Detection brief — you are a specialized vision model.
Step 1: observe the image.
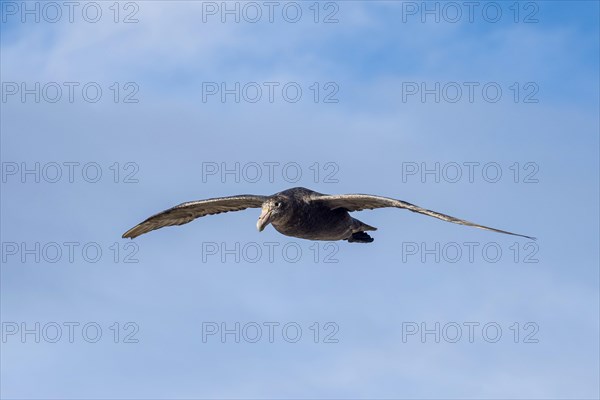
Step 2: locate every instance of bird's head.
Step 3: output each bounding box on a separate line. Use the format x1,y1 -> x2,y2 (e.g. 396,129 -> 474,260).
256,197 -> 290,232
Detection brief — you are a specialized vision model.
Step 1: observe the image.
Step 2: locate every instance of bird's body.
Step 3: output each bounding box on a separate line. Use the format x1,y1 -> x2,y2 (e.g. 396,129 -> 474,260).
265,188 -> 376,242
122,187 -> 535,243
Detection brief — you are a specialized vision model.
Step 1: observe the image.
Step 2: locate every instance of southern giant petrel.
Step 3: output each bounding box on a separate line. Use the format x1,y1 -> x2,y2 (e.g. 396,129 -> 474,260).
122,187 -> 534,243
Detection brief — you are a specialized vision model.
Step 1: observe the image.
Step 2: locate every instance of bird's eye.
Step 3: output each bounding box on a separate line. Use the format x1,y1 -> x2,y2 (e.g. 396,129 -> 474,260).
275,202 -> 281,207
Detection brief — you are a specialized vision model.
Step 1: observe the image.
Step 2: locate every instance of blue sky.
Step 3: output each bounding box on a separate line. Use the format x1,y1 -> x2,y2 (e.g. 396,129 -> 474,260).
1,1 -> 599,399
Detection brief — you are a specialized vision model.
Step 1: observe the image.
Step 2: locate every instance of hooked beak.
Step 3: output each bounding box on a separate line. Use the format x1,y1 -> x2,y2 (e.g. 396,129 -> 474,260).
256,207 -> 273,232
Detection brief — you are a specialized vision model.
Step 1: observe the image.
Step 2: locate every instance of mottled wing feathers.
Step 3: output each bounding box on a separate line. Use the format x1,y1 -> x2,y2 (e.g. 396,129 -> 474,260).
122,195 -> 267,239
311,194 -> 535,240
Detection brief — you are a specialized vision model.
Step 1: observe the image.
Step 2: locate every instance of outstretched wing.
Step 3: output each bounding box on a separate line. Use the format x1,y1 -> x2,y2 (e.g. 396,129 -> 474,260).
122,195 -> 268,239
310,193 -> 535,240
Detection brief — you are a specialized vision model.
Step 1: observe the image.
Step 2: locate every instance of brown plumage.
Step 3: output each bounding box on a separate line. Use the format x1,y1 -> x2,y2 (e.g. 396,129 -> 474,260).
122,187 -> 535,243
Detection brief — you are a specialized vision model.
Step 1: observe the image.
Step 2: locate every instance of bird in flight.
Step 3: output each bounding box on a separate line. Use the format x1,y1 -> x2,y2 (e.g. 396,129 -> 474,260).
122,187 -> 535,243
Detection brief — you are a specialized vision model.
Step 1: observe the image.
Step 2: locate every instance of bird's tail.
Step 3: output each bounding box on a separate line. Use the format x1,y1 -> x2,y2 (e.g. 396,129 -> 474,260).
352,218 -> 377,232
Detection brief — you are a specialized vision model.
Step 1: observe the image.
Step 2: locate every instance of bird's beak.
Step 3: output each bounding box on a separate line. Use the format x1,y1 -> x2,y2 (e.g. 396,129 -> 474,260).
256,207 -> 273,232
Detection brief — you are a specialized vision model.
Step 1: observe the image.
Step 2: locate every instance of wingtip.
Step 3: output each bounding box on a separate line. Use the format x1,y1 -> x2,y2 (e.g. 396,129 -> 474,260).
121,229 -> 136,239
519,233 -> 536,241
